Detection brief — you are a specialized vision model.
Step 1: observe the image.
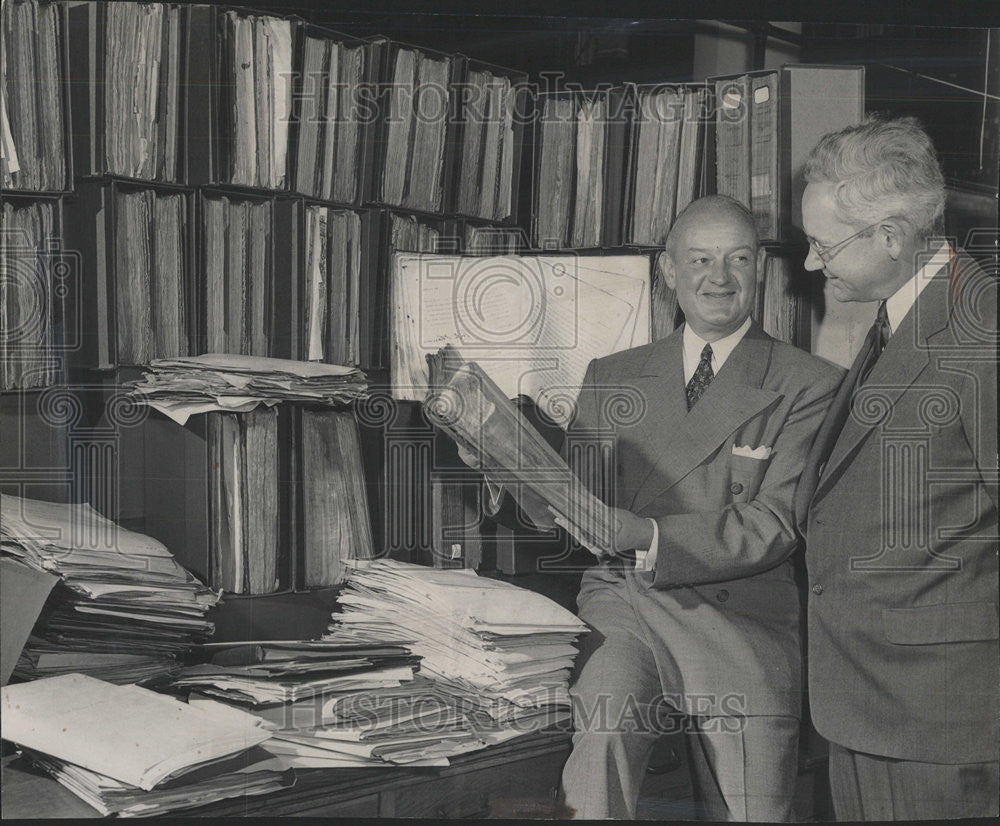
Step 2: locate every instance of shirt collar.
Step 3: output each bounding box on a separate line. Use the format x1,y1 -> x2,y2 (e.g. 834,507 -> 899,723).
884,241 -> 951,334
682,316 -> 752,374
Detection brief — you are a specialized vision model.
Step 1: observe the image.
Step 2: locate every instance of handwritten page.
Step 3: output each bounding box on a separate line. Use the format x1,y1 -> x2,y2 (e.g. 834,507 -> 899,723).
391,253 -> 651,423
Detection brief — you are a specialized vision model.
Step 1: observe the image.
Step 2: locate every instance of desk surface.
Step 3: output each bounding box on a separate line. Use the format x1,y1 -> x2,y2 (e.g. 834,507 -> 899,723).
1,729 -> 574,819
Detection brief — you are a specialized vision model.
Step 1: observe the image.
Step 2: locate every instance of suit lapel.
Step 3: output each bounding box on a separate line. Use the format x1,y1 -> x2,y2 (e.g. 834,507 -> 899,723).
628,323 -> 780,513
814,267 -> 953,500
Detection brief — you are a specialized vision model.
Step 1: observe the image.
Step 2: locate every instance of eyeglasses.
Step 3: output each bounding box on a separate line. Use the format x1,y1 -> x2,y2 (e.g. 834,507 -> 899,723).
807,217 -> 900,264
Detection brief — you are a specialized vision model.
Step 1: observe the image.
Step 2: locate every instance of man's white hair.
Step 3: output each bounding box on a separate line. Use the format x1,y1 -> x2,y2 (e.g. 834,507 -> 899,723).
804,115 -> 946,236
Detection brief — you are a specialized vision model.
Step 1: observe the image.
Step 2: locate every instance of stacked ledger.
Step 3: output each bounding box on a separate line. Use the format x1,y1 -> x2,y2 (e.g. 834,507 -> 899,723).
326,559 -> 590,727
0,494 -> 220,684
1,674 -> 288,817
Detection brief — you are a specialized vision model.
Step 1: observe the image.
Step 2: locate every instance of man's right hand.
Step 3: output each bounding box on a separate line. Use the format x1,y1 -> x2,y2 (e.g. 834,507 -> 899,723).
456,445 -> 482,470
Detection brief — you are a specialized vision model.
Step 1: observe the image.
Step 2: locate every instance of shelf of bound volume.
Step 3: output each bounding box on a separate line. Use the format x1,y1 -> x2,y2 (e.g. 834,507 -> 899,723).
1,0 -> 72,195
0,194 -> 71,391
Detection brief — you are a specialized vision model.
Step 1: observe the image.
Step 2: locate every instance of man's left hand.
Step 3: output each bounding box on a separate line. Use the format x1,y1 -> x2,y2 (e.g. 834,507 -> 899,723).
550,505 -> 653,557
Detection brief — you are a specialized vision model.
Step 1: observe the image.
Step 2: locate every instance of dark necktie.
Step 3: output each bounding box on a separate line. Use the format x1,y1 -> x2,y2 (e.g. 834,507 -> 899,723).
857,300 -> 890,388
686,343 -> 714,410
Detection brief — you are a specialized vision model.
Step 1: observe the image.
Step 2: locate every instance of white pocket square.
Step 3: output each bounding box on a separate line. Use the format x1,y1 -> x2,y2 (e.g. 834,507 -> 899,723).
732,444 -> 772,459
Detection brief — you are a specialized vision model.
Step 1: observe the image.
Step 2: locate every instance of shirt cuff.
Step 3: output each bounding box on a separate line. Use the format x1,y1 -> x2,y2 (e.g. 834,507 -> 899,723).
483,477 -> 504,517
638,518 -> 659,571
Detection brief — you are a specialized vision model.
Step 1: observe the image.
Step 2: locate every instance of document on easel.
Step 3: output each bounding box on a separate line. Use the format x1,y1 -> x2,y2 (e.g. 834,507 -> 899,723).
391,253 -> 651,427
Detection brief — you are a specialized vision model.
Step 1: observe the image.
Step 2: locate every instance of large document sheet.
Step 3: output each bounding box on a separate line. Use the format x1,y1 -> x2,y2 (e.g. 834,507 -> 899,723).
1,674 -> 272,790
391,253 -> 651,425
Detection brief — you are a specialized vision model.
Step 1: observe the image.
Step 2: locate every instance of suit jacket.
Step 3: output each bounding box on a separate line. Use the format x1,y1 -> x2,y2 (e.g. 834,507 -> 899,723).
569,321 -> 843,718
796,250 -> 999,764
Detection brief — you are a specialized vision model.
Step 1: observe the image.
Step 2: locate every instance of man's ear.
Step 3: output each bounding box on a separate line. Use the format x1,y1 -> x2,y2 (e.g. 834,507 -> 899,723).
663,254 -> 677,290
881,218 -> 906,261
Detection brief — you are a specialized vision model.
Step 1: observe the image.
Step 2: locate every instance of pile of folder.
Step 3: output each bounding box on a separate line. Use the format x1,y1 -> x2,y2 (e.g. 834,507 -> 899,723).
256,674 -> 546,767
2,674 -> 290,817
326,559 -> 589,726
0,494 -> 220,684
170,640 -> 489,767
128,353 -> 368,425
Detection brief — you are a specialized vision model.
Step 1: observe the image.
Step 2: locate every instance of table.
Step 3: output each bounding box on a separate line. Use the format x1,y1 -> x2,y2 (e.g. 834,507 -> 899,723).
1,729 -> 573,819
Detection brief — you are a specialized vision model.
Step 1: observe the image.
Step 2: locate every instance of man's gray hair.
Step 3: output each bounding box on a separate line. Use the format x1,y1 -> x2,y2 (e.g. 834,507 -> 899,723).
804,115 -> 946,236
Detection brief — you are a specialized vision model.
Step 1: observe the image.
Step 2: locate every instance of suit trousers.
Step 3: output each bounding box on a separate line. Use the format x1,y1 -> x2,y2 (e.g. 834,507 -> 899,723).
828,742 -> 1000,820
560,604 -> 799,820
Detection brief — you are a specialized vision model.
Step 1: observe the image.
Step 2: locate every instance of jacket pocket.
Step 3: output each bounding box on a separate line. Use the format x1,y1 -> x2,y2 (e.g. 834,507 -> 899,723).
728,453 -> 770,502
882,601 -> 1000,644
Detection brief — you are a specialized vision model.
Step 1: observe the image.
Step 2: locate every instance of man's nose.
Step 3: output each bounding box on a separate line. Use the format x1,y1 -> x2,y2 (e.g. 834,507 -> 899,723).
709,261 -> 733,283
803,246 -> 824,272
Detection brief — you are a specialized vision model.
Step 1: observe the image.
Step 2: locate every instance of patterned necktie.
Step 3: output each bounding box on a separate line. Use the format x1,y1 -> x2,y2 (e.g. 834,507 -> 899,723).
686,343 -> 714,410
858,300 -> 890,387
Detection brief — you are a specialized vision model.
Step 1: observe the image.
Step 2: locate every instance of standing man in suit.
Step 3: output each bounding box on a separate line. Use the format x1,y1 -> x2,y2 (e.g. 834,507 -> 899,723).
531,195 -> 844,820
795,116 -> 999,820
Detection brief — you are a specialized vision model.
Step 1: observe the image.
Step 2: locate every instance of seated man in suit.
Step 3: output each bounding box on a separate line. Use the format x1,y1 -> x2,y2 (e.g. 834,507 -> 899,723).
467,195 -> 844,819
795,116 -> 999,820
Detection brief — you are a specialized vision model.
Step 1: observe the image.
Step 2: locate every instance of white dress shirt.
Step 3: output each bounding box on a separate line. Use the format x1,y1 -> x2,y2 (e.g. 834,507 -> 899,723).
638,316 -> 753,571
884,241 -> 950,336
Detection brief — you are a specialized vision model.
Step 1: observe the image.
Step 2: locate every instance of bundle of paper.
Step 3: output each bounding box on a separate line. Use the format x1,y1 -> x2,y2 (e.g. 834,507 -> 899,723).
209,674 -> 560,768
26,745 -> 292,818
1,494 -> 220,683
423,345 -> 615,553
325,559 -> 588,724
1,674 -> 288,817
170,641 -> 480,769
128,353 -> 369,425
169,640 -> 419,706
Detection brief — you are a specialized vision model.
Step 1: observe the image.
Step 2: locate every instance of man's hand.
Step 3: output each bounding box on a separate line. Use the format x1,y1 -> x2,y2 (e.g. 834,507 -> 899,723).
456,445 -> 482,470
549,505 -> 653,558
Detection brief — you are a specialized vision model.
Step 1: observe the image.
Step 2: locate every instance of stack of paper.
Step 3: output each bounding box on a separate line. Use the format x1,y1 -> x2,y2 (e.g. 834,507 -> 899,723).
255,675 -> 547,768
170,640 -> 508,768
175,642 -> 545,769
1,674 -> 289,817
1,494 -> 220,684
170,640 -> 420,706
128,353 -> 368,425
325,559 -> 589,725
